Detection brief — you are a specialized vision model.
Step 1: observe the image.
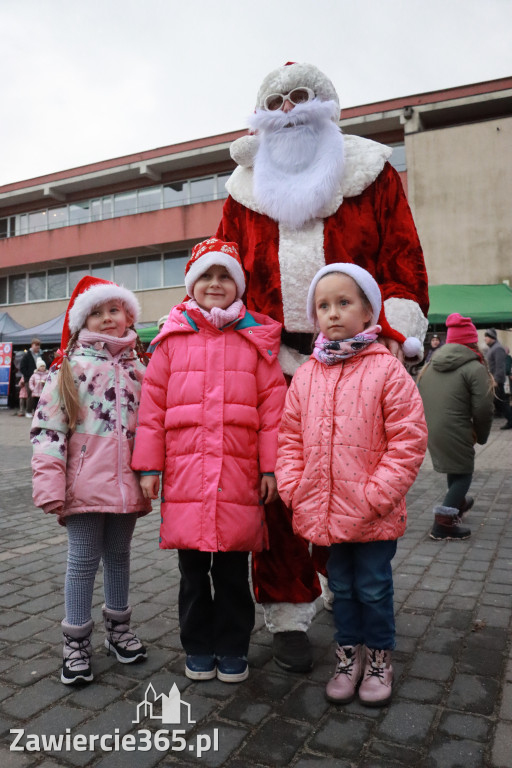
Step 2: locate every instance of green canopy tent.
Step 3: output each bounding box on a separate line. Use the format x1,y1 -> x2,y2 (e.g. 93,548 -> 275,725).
136,325 -> 159,343
428,284 -> 512,329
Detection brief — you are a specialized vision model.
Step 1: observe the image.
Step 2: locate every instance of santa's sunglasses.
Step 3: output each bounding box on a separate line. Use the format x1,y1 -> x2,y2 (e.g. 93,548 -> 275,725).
263,87 -> 315,111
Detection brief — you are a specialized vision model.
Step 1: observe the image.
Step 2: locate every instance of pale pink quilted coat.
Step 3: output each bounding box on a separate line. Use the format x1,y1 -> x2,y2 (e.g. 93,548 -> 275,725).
275,344 -> 427,545
131,303 -> 287,552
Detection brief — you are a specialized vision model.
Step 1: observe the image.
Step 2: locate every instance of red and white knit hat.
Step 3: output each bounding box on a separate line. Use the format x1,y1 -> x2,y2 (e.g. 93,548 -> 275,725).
185,238 -> 246,299
61,276 -> 140,352
306,263 -> 423,358
256,61 -> 340,113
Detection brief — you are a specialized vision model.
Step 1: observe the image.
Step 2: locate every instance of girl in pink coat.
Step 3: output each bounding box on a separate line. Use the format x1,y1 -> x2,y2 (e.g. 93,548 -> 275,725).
275,263 -> 427,707
31,277 -> 151,686
133,238 -> 286,684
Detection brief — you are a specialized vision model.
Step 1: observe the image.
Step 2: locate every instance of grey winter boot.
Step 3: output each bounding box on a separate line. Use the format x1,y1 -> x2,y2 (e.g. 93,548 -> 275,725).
430,505 -> 471,540
61,618 -> 94,685
103,605 -> 147,663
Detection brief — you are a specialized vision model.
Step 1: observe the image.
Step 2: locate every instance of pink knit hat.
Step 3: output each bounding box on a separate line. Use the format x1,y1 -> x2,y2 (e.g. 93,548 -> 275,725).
445,313 -> 478,344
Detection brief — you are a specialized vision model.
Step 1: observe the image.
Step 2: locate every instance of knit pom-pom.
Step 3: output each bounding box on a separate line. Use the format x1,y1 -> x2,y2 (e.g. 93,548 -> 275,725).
402,336 -> 423,359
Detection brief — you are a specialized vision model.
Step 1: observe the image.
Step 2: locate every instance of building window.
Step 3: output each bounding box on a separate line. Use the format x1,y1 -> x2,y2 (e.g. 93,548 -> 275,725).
48,206 -> 68,229
138,187 -> 162,213
114,259 -> 137,289
0,277 -> 7,304
48,268 -> 67,299
114,192 -> 137,218
164,251 -> 188,287
28,211 -> 47,233
28,272 -> 47,301
163,181 -> 187,207
190,177 -> 214,204
91,262 -> 113,281
69,266 -> 89,293
69,202 -> 90,225
138,255 -> 162,290
8,275 -> 26,304
389,143 -> 406,172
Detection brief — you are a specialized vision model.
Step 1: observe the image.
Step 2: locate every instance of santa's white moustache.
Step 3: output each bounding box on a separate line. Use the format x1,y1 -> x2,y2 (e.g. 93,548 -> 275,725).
248,99 -> 345,229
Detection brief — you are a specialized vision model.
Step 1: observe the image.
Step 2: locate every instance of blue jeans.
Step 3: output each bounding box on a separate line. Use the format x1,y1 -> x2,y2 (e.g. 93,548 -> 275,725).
327,539 -> 397,650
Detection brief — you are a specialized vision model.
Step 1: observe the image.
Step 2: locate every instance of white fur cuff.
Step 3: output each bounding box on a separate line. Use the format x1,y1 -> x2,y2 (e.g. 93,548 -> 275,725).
262,601 -> 317,633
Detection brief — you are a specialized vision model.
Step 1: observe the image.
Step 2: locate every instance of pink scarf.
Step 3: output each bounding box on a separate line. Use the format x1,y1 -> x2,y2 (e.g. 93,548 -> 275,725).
313,325 -> 381,366
185,299 -> 244,329
78,328 -> 137,357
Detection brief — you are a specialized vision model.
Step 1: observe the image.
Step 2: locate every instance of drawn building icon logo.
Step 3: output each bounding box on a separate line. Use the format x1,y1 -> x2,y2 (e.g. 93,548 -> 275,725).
133,683 -> 195,725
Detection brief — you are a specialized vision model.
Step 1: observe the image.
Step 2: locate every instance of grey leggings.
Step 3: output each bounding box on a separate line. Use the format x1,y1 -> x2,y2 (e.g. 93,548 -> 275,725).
64,513 -> 137,626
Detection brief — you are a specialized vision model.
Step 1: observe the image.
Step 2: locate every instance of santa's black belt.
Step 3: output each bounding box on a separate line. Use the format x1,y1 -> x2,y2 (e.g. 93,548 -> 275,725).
281,331 -> 315,356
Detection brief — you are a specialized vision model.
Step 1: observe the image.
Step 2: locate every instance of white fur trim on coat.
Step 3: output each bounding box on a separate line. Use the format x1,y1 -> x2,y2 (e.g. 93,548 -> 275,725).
384,297 -> 429,345
278,344 -> 310,377
262,601 -> 317,633
69,285 -> 140,333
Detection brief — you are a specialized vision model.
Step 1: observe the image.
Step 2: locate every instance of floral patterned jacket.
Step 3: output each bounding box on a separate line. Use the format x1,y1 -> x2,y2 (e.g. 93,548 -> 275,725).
31,339 -> 151,524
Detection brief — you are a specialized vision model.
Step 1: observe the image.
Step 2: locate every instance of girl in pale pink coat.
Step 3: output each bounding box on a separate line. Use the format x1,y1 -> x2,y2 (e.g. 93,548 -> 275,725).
133,238 -> 286,684
275,263 -> 427,707
31,277 -> 151,686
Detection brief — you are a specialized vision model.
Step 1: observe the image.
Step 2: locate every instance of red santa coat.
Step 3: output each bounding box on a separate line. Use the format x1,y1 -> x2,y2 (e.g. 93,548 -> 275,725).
216,134 -> 428,374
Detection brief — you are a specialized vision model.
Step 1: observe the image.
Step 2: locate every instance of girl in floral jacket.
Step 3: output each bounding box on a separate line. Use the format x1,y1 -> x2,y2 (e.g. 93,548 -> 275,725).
133,238 -> 286,684
275,264 -> 427,707
31,277 -> 151,685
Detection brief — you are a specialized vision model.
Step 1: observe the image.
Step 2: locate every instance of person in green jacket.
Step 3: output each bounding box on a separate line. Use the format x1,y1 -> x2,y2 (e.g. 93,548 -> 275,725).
418,313 -> 494,540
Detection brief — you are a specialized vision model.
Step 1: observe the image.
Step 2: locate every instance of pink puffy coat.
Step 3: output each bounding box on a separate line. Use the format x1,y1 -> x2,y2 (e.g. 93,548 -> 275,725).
275,344 -> 428,545
131,303 -> 287,552
31,339 -> 151,524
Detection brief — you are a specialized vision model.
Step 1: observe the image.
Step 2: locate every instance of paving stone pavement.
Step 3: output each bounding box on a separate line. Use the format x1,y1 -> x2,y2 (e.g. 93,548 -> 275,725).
0,406 -> 511,767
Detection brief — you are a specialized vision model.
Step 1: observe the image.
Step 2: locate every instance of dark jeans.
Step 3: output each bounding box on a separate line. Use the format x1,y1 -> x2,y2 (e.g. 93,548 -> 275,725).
327,540 -> 397,650
443,473 -> 472,509
178,550 -> 255,657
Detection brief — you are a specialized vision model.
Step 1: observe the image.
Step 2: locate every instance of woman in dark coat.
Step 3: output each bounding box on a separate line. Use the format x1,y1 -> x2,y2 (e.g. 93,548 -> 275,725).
418,313 -> 494,540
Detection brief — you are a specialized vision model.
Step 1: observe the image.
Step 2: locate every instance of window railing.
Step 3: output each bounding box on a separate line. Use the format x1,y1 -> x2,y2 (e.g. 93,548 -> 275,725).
0,172 -> 231,239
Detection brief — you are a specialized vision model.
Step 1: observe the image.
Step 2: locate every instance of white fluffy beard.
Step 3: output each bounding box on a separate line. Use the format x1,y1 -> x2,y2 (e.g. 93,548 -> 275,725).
249,99 -> 344,229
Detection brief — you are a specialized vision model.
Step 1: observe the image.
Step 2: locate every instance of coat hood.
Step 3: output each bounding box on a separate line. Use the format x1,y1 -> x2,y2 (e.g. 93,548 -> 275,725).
431,343 -> 481,372
151,303 -> 282,364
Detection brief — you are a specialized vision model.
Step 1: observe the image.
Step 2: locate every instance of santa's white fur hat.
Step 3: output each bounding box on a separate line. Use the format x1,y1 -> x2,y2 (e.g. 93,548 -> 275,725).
256,61 -> 340,114
185,238 -> 246,299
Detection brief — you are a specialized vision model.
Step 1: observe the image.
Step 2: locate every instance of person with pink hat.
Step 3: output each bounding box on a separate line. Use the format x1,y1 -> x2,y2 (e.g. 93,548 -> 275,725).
418,313 -> 494,540
275,263 -> 428,707
132,237 -> 287,684
31,276 -> 151,685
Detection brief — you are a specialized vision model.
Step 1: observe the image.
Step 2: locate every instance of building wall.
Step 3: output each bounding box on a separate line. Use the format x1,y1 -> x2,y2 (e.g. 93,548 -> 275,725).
407,116 -> 512,286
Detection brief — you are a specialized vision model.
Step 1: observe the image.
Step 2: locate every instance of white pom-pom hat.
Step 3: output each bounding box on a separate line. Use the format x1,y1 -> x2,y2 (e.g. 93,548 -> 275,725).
185,238 -> 246,299
56,276 -> 140,360
306,263 -> 423,359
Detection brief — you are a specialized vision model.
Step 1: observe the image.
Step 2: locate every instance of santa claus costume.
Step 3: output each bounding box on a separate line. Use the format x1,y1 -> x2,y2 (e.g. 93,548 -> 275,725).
216,61 -> 429,672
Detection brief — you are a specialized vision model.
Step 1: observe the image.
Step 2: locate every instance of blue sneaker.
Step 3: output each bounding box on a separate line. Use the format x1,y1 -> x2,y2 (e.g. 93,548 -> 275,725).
216,656 -> 249,683
185,654 -> 216,680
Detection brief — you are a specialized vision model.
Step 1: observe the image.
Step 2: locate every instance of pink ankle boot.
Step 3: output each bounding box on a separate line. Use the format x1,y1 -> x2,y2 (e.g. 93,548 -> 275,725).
358,648 -> 393,707
325,644 -> 363,704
